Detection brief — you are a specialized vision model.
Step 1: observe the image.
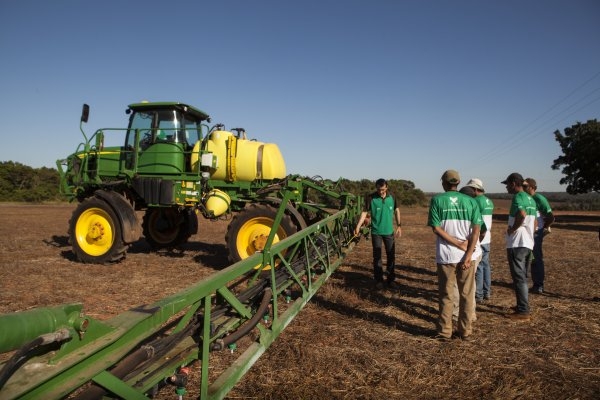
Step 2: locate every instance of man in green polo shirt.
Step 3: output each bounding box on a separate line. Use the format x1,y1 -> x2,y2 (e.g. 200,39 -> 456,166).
523,177 -> 555,294
355,178 -> 402,290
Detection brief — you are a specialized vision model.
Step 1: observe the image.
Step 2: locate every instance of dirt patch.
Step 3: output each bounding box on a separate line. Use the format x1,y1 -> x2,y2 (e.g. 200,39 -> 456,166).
1,203 -> 600,399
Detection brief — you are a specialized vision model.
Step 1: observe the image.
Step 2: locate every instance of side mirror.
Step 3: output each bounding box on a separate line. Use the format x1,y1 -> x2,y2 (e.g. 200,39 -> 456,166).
81,104 -> 90,123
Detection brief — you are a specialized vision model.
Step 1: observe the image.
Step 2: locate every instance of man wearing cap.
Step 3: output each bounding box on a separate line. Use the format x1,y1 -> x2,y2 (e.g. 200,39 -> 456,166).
523,178 -> 555,294
428,170 -> 482,340
502,172 -> 537,320
465,178 -> 495,302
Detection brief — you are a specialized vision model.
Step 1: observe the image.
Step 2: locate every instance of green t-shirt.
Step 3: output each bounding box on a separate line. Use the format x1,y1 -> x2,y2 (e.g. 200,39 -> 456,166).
507,191 -> 537,249
474,195 -> 494,245
532,193 -> 553,230
366,193 -> 396,235
427,191 -> 482,263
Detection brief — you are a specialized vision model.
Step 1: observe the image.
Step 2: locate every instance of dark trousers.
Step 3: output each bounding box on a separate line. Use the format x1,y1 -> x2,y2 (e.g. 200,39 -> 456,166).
372,234 -> 396,283
507,247 -> 531,314
531,230 -> 545,289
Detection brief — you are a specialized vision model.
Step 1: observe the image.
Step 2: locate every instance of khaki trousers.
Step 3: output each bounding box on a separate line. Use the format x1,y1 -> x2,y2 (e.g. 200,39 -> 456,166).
453,255 -> 482,322
437,261 -> 476,338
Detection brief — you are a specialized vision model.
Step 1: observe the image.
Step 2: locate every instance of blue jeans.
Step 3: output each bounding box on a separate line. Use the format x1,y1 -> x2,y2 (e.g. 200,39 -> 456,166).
371,234 -> 395,283
475,243 -> 491,299
507,247 -> 531,314
531,230 -> 545,289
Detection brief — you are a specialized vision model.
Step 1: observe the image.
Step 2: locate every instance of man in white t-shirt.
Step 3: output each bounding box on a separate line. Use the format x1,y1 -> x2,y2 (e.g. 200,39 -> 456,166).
465,178 -> 494,302
428,170 -> 482,341
502,172 -> 536,321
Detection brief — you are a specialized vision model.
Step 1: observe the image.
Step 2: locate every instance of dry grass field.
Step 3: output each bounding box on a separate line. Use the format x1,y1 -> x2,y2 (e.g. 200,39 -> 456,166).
1,201 -> 599,399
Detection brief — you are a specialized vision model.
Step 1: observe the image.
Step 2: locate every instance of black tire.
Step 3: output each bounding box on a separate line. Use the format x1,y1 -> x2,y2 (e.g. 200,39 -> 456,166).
142,208 -> 197,249
225,203 -> 297,263
69,197 -> 127,264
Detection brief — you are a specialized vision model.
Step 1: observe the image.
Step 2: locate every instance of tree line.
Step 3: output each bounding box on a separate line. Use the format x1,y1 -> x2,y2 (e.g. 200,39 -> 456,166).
0,161 -> 429,206
2,117 -> 597,206
0,161 -> 61,202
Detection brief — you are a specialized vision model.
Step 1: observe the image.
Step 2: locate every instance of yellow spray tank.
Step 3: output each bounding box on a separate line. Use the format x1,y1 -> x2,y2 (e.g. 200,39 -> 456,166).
190,128 -> 286,182
205,189 -> 231,217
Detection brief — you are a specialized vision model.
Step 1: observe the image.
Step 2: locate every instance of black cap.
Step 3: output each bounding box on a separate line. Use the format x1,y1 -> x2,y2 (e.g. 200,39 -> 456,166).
375,178 -> 387,187
501,172 -> 524,185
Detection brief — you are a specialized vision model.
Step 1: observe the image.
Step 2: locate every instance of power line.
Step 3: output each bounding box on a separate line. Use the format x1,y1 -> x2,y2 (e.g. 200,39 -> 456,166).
487,92 -> 600,159
470,70 -> 600,167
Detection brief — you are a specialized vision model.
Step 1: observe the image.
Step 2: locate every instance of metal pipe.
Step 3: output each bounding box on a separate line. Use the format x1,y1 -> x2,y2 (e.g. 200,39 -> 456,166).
0,304 -> 83,353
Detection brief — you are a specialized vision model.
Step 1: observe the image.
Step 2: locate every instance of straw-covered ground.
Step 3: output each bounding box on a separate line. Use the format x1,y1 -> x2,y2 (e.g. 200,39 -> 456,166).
1,201 -> 599,399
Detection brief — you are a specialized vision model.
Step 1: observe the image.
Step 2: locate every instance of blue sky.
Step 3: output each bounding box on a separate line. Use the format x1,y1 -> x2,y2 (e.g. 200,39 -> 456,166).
1,0 -> 598,193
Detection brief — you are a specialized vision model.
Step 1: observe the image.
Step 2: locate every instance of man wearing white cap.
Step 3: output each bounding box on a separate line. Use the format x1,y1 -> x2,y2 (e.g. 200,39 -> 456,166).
465,178 -> 494,302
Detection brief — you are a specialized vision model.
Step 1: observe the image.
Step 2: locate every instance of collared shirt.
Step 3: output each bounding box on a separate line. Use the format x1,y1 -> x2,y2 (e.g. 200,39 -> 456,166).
365,192 -> 396,235
474,195 -> 494,245
531,192 -> 552,230
428,191 -> 482,264
506,191 -> 536,250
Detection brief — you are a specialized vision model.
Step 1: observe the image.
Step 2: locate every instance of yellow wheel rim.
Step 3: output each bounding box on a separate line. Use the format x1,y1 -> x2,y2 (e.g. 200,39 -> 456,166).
235,217 -> 285,260
75,207 -> 114,256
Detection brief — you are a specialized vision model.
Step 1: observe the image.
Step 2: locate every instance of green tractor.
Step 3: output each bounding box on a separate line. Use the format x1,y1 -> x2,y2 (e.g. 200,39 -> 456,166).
57,102 -> 356,264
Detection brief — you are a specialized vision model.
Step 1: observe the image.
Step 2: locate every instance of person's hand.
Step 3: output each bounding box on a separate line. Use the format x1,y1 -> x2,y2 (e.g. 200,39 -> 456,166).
395,226 -> 402,237
460,259 -> 472,270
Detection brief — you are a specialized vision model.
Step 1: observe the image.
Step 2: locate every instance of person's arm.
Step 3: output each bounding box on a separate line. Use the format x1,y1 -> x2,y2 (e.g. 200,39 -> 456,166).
461,224 -> 481,270
432,226 -> 467,251
355,211 -> 368,235
478,223 -> 487,243
394,207 -> 402,237
543,212 -> 555,231
507,209 -> 526,235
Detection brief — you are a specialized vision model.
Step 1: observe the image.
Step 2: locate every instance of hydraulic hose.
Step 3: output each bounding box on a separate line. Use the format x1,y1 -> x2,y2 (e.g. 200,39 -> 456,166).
212,288 -> 272,351
74,345 -> 155,400
0,329 -> 71,389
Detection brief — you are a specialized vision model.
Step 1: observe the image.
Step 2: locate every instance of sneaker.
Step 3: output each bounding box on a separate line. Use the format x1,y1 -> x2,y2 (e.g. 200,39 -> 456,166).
505,312 -> 531,321
530,286 -> 544,294
483,295 -> 491,300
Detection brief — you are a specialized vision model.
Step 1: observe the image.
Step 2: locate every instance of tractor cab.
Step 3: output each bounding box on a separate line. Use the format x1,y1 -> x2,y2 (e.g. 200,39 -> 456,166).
124,102 -> 211,173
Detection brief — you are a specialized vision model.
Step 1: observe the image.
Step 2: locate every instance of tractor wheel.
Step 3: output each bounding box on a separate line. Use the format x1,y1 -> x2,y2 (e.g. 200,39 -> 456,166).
142,208 -> 197,249
225,203 -> 297,263
69,197 -> 127,264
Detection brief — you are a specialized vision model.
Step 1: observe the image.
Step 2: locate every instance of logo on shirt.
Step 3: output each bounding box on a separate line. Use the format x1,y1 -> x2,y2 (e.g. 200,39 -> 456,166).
450,197 -> 458,205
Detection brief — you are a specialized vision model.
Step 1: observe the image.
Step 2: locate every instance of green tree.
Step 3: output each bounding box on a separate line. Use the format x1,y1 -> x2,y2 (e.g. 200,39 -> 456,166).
551,119 -> 600,194
0,161 -> 61,202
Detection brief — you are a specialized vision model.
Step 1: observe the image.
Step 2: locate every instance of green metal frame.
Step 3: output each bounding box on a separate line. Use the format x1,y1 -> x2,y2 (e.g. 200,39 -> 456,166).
0,199 -> 361,400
